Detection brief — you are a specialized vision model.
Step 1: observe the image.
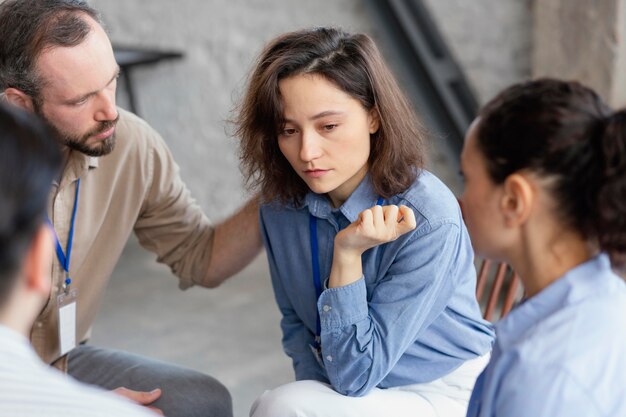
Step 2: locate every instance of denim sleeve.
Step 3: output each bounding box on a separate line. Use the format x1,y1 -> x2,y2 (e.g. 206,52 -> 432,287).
260,213 -> 328,383
275,280 -> 329,382
317,221 -> 463,396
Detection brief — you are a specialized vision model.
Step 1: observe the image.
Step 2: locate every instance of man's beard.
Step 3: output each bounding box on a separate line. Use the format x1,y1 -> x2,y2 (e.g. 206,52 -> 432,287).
35,106 -> 119,157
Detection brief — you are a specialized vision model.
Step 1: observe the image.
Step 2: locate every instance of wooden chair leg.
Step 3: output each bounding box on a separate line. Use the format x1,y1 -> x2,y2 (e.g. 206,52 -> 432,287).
484,263 -> 508,321
501,273 -> 520,317
476,259 -> 491,300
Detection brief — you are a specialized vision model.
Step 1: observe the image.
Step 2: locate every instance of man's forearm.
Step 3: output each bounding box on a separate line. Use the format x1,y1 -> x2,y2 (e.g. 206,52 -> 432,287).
203,195 -> 262,287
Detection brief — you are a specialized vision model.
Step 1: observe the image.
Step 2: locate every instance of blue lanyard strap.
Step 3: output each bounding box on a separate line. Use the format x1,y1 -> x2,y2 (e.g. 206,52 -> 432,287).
309,197 -> 384,343
48,178 -> 80,287
309,215 -> 323,301
309,215 -> 323,348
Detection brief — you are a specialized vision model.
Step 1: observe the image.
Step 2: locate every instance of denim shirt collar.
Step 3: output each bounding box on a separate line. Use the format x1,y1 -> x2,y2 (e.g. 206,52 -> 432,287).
302,174 -> 381,223
495,253 -> 613,350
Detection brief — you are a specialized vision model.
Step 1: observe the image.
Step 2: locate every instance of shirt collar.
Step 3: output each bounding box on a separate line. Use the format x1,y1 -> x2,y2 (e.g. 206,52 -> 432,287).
303,174 -> 380,222
55,151 -> 98,188
88,156 -> 99,169
495,253 -> 614,349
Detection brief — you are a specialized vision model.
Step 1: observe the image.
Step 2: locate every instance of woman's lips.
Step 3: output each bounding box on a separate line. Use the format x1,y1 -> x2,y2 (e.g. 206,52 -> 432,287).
304,169 -> 330,178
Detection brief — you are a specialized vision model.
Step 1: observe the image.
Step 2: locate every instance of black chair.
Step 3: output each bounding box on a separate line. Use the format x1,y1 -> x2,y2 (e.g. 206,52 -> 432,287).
113,45 -> 184,116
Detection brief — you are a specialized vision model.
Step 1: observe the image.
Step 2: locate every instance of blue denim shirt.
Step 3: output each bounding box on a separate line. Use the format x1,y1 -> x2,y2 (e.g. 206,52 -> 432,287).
467,254 -> 626,417
260,170 -> 494,396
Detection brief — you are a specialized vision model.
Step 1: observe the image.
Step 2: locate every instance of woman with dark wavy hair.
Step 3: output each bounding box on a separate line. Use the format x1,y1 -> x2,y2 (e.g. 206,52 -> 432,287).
461,79 -> 626,417
235,27 -> 494,416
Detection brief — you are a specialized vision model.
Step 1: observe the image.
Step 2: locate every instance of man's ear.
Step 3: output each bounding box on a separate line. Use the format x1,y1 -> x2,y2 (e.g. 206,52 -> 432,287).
22,225 -> 53,296
3,88 -> 36,112
368,107 -> 380,135
500,173 -> 535,228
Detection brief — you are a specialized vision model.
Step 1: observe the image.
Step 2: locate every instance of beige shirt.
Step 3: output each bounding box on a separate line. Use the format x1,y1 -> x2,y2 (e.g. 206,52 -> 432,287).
31,108 -> 215,368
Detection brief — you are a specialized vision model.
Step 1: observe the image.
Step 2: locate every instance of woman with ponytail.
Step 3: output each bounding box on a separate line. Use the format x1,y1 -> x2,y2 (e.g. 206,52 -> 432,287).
460,78 -> 626,417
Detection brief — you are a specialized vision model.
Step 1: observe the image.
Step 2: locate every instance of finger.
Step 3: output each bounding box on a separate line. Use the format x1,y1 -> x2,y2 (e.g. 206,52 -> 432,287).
358,207 -> 374,229
396,205 -> 417,234
113,387 -> 162,405
370,204 -> 383,220
371,205 -> 389,231
381,205 -> 400,230
361,205 -> 383,234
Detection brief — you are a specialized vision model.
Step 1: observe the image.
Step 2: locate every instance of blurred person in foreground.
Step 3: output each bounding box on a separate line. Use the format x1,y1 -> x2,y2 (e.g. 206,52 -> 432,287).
0,102 -> 160,417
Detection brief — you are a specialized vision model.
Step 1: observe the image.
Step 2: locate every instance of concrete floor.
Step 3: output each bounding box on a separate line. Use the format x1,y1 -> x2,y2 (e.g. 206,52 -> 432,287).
91,240 -> 291,417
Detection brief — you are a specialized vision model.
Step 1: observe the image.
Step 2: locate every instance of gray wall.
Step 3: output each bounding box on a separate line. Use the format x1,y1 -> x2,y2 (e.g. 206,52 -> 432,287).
92,0 -> 375,220
532,0 -> 626,107
423,0 -> 532,104
89,0 -> 531,218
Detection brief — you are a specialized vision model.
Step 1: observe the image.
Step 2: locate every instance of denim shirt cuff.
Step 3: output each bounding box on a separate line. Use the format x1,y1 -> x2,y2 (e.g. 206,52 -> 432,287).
317,277 -> 368,329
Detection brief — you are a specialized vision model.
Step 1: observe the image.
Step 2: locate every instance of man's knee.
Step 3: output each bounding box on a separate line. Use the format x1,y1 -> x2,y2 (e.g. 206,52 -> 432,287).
155,370 -> 232,417
68,346 -> 232,417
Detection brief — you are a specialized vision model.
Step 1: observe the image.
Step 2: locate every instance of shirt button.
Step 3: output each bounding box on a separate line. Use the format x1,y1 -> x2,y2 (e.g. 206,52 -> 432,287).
326,355 -> 333,362
322,305 -> 332,313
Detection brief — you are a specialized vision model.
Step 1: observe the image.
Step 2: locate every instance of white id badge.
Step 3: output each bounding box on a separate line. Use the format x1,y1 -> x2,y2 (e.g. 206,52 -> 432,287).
57,288 -> 78,356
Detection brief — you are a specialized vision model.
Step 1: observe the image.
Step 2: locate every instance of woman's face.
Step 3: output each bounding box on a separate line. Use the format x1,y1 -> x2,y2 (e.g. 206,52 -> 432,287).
277,73 -> 379,208
460,120 -> 508,260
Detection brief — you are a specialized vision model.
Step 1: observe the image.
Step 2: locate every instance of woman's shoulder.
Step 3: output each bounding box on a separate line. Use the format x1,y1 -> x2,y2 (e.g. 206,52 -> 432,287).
397,170 -> 463,229
259,198 -> 305,225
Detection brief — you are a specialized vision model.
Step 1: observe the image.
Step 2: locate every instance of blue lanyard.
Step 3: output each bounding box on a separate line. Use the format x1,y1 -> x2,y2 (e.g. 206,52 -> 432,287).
48,178 -> 80,290
309,197 -> 384,345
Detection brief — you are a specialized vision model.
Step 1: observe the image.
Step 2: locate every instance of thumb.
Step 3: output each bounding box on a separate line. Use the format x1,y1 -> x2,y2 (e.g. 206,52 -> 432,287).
113,387 -> 162,405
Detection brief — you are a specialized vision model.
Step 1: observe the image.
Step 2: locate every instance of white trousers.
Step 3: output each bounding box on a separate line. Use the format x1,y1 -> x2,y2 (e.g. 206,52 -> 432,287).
250,354 -> 490,417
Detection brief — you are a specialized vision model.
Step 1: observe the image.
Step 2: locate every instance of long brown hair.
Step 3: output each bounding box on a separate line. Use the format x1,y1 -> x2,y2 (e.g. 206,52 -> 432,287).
235,27 -> 427,205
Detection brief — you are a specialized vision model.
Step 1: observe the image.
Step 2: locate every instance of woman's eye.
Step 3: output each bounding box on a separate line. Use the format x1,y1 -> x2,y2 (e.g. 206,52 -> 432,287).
281,128 -> 297,136
323,124 -> 338,131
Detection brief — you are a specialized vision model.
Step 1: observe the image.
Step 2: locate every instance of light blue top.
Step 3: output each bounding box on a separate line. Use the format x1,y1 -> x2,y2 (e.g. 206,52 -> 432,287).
260,170 -> 494,396
467,254 -> 626,417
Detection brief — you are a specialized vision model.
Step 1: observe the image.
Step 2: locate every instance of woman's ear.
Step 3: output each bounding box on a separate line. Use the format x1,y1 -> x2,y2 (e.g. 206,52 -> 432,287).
500,173 -> 535,228
3,88 -> 36,112
368,107 -> 380,134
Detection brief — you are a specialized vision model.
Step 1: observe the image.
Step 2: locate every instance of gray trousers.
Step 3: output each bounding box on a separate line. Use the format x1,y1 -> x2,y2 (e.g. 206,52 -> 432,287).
68,345 -> 232,417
